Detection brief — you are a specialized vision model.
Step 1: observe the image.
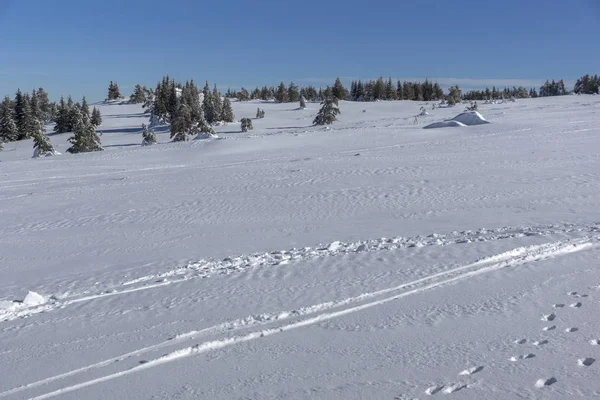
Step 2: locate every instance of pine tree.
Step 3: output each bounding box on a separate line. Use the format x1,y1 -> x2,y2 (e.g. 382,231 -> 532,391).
141,123 -> 158,146
240,117 -> 253,132
212,84 -> 222,121
31,121 -> 55,157
0,96 -> 19,142
276,82 -> 288,103
202,81 -> 216,124
195,106 -> 215,137
238,87 -> 250,101
14,89 -> 28,137
300,96 -> 307,109
170,103 -> 195,141
313,96 -> 340,125
91,107 -> 102,126
81,96 -> 90,118
67,109 -> 103,153
130,84 -> 146,103
220,97 -> 234,122
107,81 -> 122,100
332,78 -> 346,100
288,82 -> 300,103
37,88 -> 51,122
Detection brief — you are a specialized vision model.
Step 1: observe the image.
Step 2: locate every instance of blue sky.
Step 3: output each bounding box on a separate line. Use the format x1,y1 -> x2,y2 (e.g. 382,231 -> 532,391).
1,0 -> 599,102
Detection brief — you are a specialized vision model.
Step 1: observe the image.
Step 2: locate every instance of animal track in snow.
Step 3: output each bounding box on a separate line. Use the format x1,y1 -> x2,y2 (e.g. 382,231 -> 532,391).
510,354 -> 535,361
570,302 -> 582,308
515,338 -> 527,344
568,291 -> 588,298
590,339 -> 600,346
543,325 -> 556,331
535,377 -> 557,388
541,313 -> 556,322
553,304 -> 565,308
578,357 -> 595,367
533,340 -> 549,346
459,366 -> 484,376
565,327 -> 578,333
424,385 -> 444,395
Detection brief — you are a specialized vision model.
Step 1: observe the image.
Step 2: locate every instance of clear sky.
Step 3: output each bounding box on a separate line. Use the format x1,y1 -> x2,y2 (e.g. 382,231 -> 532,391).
1,0 -> 599,102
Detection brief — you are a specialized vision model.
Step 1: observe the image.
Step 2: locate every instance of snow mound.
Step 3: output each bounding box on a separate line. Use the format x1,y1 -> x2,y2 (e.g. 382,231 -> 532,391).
33,148 -> 61,158
451,111 -> 490,126
423,120 -> 467,129
195,132 -> 219,140
23,291 -> 47,307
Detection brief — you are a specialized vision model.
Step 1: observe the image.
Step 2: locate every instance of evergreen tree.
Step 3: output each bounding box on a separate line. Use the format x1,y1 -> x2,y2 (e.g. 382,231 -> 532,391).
275,82 -> 288,103
67,109 -> 103,153
313,96 -> 340,125
238,87 -> 250,101
37,88 -> 51,122
91,107 -> 102,126
332,77 -> 346,100
212,84 -> 222,121
170,103 -> 195,141
0,96 -> 19,142
385,78 -> 396,100
300,96 -> 307,109
220,97 -> 235,122
288,81 -> 300,103
14,89 -> 28,137
202,83 -> 216,124
130,84 -> 146,103
240,117 -> 253,132
448,85 -> 462,104
107,81 -> 122,100
31,121 -> 55,157
141,123 -> 158,146
30,89 -> 41,122
195,106 -> 215,136
53,97 -> 70,134
81,96 -> 90,117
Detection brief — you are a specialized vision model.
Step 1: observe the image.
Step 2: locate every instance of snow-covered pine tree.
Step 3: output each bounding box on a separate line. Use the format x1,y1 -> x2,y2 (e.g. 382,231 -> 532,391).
32,120 -> 56,158
67,109 -> 103,153
90,107 -> 102,127
107,81 -> 122,100
220,97 -> 234,122
141,123 -> 158,146
130,84 -> 146,103
288,82 -> 300,103
195,106 -> 216,138
238,87 -> 250,101
14,89 -> 28,138
332,77 -> 346,100
53,97 -> 70,134
240,117 -> 253,132
81,96 -> 90,117
36,88 -> 51,122
275,82 -> 288,103
313,96 -> 340,125
202,82 -> 215,124
0,96 -> 19,142
170,103 -> 195,141
212,84 -> 222,121
300,96 -> 307,109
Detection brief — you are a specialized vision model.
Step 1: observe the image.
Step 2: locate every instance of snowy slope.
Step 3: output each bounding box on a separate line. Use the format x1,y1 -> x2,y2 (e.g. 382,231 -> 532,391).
1,96 -> 600,399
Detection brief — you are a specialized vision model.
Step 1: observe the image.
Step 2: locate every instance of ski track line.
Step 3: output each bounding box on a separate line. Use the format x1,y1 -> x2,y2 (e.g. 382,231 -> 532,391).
4,238 -> 595,400
2,222 -> 599,324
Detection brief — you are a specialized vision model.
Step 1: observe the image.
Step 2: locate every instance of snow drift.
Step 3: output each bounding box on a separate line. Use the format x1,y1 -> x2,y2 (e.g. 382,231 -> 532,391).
423,111 -> 489,129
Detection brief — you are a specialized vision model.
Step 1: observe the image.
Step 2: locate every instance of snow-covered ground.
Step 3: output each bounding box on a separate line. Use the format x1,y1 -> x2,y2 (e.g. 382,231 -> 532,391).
1,96 -> 600,399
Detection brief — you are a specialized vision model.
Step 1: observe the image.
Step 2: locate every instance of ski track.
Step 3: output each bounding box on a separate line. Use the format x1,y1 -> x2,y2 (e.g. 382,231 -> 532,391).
3,237 -> 594,400
2,221 -> 599,324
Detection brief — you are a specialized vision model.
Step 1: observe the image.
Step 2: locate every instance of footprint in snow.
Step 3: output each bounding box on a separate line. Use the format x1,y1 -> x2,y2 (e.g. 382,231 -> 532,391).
443,383 -> 467,394
570,302 -> 582,308
510,353 -> 535,361
535,377 -> 557,388
578,357 -> 595,367
590,339 -> 600,346
565,327 -> 578,333
533,340 -> 549,346
543,325 -> 556,331
541,313 -> 556,322
459,366 -> 484,376
515,338 -> 527,344
553,304 -> 565,308
424,385 -> 444,395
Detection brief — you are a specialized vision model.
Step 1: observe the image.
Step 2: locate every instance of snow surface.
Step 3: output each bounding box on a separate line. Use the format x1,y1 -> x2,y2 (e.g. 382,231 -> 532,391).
1,96 -> 600,399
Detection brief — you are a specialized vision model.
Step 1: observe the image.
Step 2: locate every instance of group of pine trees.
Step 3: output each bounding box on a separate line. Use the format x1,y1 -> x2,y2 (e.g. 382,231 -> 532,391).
106,81 -> 123,101
348,78 -> 446,102
574,74 -> 600,95
225,82 -> 326,103
0,88 -> 53,143
141,76 -> 235,141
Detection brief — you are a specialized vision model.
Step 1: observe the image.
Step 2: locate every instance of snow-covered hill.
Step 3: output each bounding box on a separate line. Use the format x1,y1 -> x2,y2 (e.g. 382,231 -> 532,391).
1,96 -> 600,399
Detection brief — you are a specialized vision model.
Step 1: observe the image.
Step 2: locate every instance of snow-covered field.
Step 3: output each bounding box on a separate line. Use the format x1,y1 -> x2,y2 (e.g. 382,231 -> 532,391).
1,96 -> 600,399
